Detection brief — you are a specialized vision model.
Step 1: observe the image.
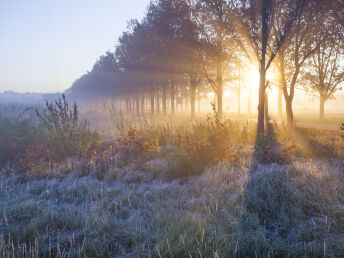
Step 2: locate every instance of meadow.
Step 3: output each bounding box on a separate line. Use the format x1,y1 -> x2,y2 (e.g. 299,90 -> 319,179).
0,96 -> 344,257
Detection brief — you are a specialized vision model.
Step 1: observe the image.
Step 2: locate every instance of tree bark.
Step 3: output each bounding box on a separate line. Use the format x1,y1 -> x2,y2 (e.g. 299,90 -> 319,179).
217,60 -> 223,117
190,83 -> 196,120
257,68 -> 266,137
278,84 -> 282,119
141,96 -> 145,115
171,82 -> 175,115
156,92 -> 160,116
238,67 -> 241,115
285,97 -> 294,130
126,98 -> 129,113
136,96 -> 140,116
264,92 -> 269,121
150,94 -> 155,118
162,86 -> 167,115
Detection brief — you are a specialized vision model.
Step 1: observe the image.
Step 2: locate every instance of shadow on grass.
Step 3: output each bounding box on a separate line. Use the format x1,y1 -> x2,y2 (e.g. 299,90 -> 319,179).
237,117 -> 342,257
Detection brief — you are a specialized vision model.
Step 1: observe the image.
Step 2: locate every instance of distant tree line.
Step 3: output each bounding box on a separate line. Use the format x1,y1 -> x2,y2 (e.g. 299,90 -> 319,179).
69,0 -> 344,135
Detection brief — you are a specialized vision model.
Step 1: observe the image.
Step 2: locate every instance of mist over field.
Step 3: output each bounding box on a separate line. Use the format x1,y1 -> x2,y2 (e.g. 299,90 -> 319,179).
1,0 -> 344,257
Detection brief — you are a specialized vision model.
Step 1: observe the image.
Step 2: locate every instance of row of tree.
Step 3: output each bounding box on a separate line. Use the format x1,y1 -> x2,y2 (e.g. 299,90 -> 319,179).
69,0 -> 344,136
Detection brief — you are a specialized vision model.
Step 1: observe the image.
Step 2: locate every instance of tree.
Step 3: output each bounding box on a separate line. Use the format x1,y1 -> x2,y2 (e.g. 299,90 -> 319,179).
231,0 -> 307,138
276,5 -> 320,130
69,52 -> 120,101
194,0 -> 234,118
303,20 -> 344,120
146,0 -> 199,117
230,55 -> 249,115
319,0 -> 344,27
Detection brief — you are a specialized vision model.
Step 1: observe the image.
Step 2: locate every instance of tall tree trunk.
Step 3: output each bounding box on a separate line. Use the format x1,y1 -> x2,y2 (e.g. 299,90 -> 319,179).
257,68 -> 266,137
150,94 -> 155,118
136,96 -> 140,116
162,86 -> 167,115
278,84 -> 283,119
141,96 -> 145,115
171,82 -> 175,115
264,92 -> 269,121
156,92 -> 160,116
320,94 -> 325,120
190,83 -> 196,120
238,66 -> 241,115
217,60 -> 223,117
126,98 -> 130,113
285,97 -> 294,130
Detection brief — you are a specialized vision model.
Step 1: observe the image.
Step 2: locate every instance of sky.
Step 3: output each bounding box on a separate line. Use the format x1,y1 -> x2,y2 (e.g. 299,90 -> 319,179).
0,0 -> 151,93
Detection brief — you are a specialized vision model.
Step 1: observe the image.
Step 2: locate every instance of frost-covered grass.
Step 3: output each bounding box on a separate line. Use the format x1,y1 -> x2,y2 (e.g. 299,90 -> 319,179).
1,156 -> 344,257
1,104 -> 344,257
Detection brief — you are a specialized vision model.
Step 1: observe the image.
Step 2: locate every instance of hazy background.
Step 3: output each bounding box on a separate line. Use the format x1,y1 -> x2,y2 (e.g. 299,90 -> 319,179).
0,0 -> 150,93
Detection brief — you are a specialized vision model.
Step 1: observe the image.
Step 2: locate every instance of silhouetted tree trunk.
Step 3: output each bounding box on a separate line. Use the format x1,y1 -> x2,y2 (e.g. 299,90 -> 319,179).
156,92 -> 160,115
150,94 -> 155,118
257,67 -> 266,136
190,83 -> 196,120
136,96 -> 140,116
285,98 -> 294,130
264,92 -> 269,121
171,82 -> 175,115
162,86 -> 167,115
126,98 -> 130,113
237,65 -> 241,115
141,96 -> 145,115
278,84 -> 283,119
217,59 -> 223,117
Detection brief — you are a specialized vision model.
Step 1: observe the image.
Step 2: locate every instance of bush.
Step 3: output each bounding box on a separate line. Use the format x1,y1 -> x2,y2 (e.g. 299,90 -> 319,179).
35,94 -> 100,162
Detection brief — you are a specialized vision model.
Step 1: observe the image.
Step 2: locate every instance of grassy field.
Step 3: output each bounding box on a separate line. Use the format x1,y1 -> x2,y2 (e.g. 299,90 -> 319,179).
0,97 -> 344,257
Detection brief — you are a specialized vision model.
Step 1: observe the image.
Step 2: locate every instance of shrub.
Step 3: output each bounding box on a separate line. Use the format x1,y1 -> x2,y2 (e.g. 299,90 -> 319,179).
35,94 -> 100,161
